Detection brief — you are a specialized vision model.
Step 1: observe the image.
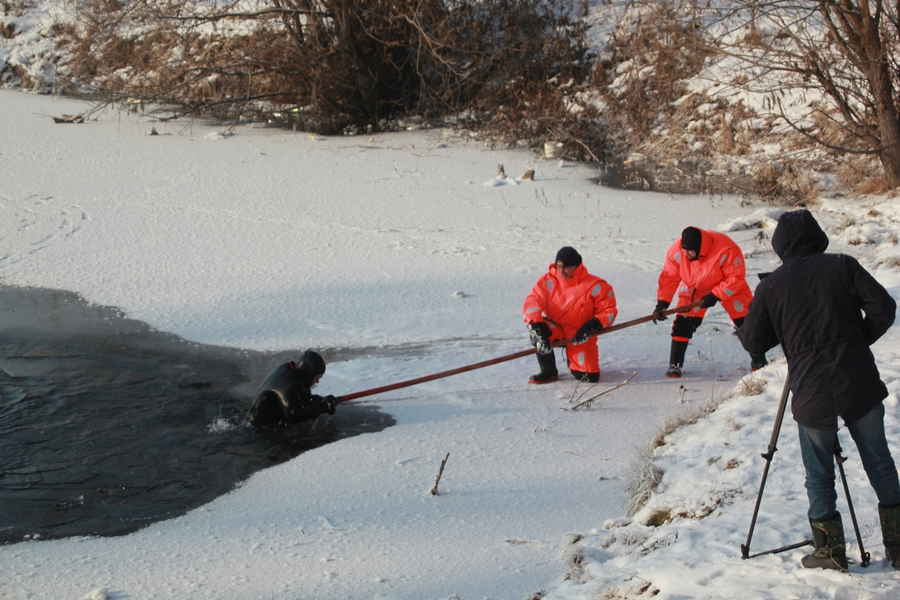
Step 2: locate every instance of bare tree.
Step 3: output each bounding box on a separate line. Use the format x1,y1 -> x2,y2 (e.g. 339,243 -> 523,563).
707,0 -> 900,186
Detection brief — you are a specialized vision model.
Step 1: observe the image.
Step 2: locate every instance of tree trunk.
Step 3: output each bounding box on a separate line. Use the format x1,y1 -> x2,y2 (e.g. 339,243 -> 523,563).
875,96 -> 900,187
825,0 -> 900,187
860,13 -> 900,186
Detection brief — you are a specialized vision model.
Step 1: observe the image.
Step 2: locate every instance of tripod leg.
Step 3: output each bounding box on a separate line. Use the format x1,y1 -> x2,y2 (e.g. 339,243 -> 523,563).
742,376 -> 793,559
834,437 -> 871,567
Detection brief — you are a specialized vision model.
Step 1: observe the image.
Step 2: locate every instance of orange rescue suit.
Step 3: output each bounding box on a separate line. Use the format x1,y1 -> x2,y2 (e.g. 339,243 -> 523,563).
657,229 -> 752,327
522,263 -> 618,374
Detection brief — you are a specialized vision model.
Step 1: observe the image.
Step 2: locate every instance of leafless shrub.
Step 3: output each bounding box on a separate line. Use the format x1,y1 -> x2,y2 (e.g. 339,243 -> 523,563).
875,255 -> 900,269
643,508 -> 671,527
833,153 -> 890,194
583,2 -> 719,190
599,578 -> 659,599
735,374 -> 766,397
58,0 -> 596,143
625,455 -> 663,517
1,0 -> 35,17
740,160 -> 820,205
735,375 -> 766,396
707,1 -> 900,189
597,2 -> 711,148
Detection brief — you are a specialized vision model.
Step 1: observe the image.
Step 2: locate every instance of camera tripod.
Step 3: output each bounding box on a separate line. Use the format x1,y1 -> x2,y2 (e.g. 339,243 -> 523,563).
740,375 -> 871,567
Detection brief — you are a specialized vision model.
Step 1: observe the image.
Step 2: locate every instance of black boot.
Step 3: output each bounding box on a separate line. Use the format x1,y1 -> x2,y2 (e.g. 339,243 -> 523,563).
879,504 -> 900,569
801,513 -> 848,571
570,370 -> 599,383
529,351 -> 559,384
666,340 -> 688,378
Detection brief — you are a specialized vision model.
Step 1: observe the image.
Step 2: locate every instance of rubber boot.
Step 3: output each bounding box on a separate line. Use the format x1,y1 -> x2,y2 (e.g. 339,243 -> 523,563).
879,504 -> 900,569
666,340 -> 688,378
529,351 -> 559,384
801,513 -> 848,571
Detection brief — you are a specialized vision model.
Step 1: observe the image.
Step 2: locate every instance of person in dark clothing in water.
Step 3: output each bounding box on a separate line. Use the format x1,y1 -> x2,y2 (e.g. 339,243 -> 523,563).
738,209 -> 900,572
249,349 -> 337,428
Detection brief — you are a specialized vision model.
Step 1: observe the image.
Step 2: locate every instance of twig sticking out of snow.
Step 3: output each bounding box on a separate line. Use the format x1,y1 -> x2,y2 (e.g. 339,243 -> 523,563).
430,452 -> 450,496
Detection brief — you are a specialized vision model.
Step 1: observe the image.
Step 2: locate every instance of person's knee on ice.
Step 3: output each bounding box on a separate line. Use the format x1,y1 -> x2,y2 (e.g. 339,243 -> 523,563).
655,226 -> 753,376
522,246 -> 617,385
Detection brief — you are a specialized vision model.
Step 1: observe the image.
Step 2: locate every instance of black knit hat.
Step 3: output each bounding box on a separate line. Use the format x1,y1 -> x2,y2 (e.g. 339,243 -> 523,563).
680,227 -> 702,252
555,246 -> 582,267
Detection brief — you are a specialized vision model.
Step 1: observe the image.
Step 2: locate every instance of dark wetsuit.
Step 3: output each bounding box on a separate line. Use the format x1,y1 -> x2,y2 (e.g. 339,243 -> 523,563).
249,361 -> 333,427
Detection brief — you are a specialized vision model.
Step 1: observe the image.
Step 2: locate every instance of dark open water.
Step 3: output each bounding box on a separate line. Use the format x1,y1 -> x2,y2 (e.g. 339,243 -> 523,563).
0,285 -> 394,544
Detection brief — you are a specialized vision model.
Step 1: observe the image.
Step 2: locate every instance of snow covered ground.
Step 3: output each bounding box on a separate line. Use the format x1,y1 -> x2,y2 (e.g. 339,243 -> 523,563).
0,89 -> 898,600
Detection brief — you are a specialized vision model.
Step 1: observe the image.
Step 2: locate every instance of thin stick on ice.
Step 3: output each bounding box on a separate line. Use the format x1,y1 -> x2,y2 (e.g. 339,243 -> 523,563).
569,371 -> 638,411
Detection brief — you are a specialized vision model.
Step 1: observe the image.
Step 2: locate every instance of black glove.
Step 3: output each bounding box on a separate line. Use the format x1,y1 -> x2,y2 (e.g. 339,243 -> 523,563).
320,395 -> 337,415
572,317 -> 603,345
750,353 -> 768,371
652,300 -> 670,323
700,293 -> 718,308
528,321 -> 553,355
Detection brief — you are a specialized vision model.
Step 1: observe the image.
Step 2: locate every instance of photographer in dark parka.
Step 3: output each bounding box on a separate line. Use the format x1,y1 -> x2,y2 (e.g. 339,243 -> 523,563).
249,349 -> 336,428
737,209 -> 899,572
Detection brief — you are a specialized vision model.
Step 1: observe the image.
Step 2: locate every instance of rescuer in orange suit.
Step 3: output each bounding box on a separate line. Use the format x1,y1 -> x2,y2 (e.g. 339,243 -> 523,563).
522,246 -> 618,384
652,226 -> 766,377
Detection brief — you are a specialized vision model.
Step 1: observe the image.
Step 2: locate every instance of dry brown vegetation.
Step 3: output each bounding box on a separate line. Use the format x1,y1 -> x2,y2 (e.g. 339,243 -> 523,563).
5,0 -> 898,197
54,0 -> 609,163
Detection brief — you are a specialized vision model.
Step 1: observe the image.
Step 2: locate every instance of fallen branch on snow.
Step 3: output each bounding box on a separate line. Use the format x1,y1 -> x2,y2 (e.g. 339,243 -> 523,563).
568,371 -> 638,411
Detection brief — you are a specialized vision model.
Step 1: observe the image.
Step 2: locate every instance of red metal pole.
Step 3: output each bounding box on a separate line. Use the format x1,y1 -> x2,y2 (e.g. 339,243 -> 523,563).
337,300 -> 703,403
337,348 -> 537,402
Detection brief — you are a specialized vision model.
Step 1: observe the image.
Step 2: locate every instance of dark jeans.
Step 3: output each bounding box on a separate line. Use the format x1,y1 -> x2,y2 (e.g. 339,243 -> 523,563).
798,403 -> 900,520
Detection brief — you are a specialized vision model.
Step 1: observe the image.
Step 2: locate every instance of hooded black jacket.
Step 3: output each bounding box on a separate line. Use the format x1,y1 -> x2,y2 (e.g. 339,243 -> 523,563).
737,209 -> 896,429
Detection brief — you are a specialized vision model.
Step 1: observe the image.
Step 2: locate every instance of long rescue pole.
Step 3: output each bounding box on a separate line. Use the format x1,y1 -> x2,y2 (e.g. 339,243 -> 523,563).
337,300 -> 703,403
